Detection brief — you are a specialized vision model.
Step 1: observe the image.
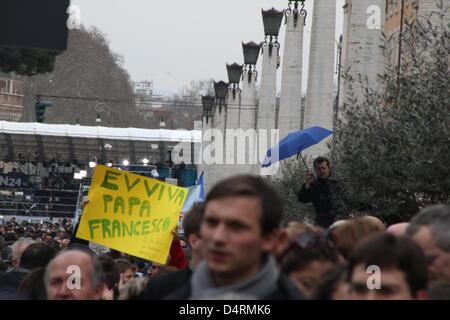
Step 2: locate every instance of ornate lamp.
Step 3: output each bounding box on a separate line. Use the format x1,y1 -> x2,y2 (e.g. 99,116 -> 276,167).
226,63 -> 243,100
242,41 -> 261,83
201,95 -> 215,123
214,81 -> 228,113
261,8 -> 284,56
285,0 -> 307,27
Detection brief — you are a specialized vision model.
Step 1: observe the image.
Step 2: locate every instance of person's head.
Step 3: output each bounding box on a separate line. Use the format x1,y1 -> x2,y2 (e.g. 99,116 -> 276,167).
98,255 -> 120,299
313,263 -> 351,300
348,233 -> 428,300
61,238 -> 70,248
406,205 -> 450,283
1,246 -> 12,267
150,262 -> 177,277
0,235 -> 5,250
45,247 -> 105,300
331,217 -> 385,260
115,259 -> 137,288
118,277 -> 150,300
387,222 -> 410,237
272,221 -> 316,261
182,202 -> 205,268
20,243 -> 55,270
279,231 -> 339,297
313,157 -> 331,180
18,267 -> 47,300
201,175 -> 282,286
11,238 -> 36,267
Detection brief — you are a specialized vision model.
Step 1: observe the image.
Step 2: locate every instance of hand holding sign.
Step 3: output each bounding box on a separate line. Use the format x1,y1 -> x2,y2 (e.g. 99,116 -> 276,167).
76,165 -> 188,264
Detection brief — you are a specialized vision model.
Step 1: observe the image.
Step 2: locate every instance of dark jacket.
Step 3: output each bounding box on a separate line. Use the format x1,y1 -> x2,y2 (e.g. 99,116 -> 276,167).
0,268 -> 28,300
297,177 -> 349,228
69,220 -> 89,246
140,267 -> 192,300
163,273 -> 306,300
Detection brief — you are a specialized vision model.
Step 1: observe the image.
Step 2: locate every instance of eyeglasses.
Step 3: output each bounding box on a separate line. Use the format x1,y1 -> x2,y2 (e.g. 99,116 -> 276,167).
292,230 -> 336,250
277,230 -> 337,264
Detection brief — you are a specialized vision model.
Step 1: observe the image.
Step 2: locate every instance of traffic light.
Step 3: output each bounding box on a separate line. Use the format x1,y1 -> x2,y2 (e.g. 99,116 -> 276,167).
35,101 -> 54,122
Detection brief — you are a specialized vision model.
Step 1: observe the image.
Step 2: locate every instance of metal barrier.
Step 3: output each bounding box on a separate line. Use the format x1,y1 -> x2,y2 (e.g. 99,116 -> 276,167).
0,187 -> 80,218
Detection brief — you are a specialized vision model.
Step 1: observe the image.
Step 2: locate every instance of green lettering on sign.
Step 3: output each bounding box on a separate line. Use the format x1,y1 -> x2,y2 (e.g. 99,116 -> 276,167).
139,200 -> 151,217
125,174 -> 141,192
100,170 -> 121,191
112,220 -> 121,238
144,180 -> 159,198
175,189 -> 185,206
102,219 -> 112,238
128,197 -> 141,216
88,219 -> 101,239
103,194 -> 113,212
142,220 -> 150,235
114,196 -> 125,214
122,222 -> 132,237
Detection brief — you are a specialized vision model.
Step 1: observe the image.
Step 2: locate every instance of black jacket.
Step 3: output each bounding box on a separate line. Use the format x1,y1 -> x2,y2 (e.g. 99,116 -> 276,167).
162,273 -> 306,300
139,267 -> 193,300
297,177 -> 350,228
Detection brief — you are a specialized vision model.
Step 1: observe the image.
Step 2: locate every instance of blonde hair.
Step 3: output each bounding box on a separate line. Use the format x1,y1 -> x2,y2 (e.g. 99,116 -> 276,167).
119,277 -> 150,300
331,217 -> 385,259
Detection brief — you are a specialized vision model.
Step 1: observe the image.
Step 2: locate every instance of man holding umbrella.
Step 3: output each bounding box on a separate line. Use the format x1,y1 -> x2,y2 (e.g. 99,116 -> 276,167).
297,156 -> 350,228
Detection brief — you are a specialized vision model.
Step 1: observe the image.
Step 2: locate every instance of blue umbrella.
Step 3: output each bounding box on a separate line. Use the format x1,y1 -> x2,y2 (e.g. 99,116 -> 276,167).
262,126 -> 333,168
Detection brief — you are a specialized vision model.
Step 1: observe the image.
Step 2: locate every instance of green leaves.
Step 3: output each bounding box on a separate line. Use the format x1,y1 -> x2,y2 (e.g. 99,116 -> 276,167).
332,9 -> 450,222
0,48 -> 60,76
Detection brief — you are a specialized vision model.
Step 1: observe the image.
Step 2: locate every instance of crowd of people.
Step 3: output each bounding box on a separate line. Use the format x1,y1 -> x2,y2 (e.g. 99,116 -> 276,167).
0,156 -> 449,300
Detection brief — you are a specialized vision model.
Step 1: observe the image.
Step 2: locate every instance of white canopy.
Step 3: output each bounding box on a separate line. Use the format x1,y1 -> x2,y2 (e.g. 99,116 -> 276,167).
0,121 -> 201,165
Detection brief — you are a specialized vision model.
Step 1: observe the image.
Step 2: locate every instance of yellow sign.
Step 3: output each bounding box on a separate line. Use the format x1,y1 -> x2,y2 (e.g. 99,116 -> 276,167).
76,165 -> 188,264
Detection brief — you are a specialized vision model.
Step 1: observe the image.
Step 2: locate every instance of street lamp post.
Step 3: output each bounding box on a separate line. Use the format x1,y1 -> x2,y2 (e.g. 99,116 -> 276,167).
242,41 -> 261,84
213,81 -> 228,114
261,7 -> 284,57
201,95 -> 215,124
286,0 -> 307,27
226,63 -> 243,100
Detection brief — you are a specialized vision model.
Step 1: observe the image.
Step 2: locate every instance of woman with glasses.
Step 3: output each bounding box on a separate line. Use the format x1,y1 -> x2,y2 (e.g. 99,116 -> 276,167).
278,231 -> 340,297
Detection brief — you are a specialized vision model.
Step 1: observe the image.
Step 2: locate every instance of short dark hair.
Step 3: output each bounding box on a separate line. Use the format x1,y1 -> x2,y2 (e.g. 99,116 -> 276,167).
98,255 -> 120,291
280,234 -> 339,275
20,243 -> 55,270
183,202 -> 204,239
348,233 -> 427,297
18,267 -> 47,300
115,258 -> 136,274
313,157 -> 330,169
313,263 -> 349,300
206,175 -> 283,236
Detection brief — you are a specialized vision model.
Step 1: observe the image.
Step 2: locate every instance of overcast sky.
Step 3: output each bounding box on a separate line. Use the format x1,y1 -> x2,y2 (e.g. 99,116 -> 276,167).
72,0 -> 345,95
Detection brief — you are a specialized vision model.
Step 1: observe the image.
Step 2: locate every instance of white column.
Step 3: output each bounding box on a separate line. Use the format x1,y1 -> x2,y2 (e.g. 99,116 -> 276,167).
278,11 -> 305,141
257,41 -> 280,176
340,0 -> 385,118
207,105 -> 226,191
304,0 -> 336,159
200,115 -> 212,193
257,42 -> 278,133
240,71 -> 258,174
240,71 -> 257,131
225,90 -> 240,130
